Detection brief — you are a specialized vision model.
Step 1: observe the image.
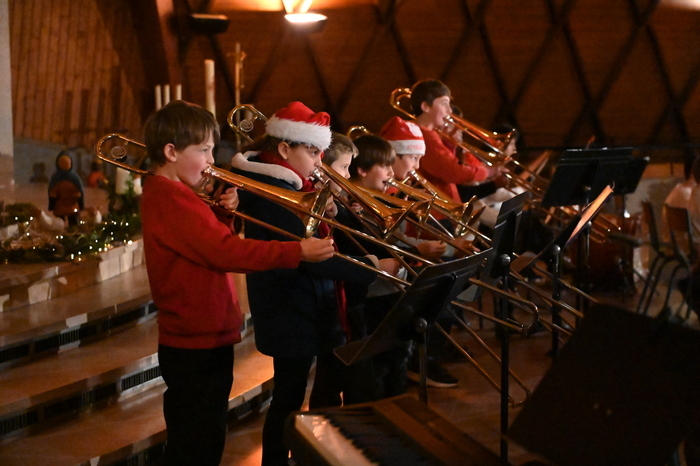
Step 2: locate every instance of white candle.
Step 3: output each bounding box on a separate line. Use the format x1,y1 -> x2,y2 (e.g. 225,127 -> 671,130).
115,168 -> 130,195
205,59 -> 216,117
155,85 -> 162,110
163,84 -> 171,105
174,84 -> 182,101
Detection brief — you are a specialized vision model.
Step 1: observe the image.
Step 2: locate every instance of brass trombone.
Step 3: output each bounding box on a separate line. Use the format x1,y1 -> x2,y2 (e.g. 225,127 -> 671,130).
97,128 -> 538,406
343,124 -> 487,241
389,87 -> 547,196
227,104 -> 268,144
397,170 -> 490,243
96,134 -> 333,239
346,125 -> 372,139
311,165 -> 429,240
389,87 -> 619,242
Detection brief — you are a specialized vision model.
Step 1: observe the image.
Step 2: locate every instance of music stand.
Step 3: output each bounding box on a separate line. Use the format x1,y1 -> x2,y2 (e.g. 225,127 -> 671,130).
517,186 -> 614,358
454,192 -> 529,464
334,251 -> 488,402
541,148 -> 646,308
508,304 -> 700,466
541,147 -> 640,209
458,192 -> 529,301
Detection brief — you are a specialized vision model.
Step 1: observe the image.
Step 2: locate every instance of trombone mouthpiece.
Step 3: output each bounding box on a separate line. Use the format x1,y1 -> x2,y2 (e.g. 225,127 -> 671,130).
311,168 -> 326,182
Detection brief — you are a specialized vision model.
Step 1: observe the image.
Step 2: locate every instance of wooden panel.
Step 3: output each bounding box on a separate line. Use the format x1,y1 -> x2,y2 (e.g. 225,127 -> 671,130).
651,7 -> 700,95
599,32 -> 670,145
9,0 -> 147,147
517,29 -> 586,147
444,37 -> 503,132
568,0 -> 634,97
395,0 -> 465,82
8,0 -> 700,154
484,0 -> 551,99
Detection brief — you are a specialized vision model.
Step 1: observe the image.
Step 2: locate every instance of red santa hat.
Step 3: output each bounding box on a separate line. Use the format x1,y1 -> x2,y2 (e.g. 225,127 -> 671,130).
265,102 -> 332,150
379,116 -> 426,155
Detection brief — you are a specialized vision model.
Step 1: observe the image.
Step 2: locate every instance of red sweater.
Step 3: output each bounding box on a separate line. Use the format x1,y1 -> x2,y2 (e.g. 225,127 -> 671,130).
141,175 -> 302,349
418,127 -> 489,202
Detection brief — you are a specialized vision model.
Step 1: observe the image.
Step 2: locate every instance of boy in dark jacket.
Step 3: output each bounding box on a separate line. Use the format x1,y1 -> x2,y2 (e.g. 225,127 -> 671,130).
230,102 -> 381,466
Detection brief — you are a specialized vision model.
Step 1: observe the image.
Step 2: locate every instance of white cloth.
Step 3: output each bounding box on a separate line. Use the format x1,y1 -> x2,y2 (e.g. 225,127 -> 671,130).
665,178 -> 695,209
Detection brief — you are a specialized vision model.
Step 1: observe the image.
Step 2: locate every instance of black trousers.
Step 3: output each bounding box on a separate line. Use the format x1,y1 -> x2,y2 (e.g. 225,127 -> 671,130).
262,356 -> 314,466
158,344 -> 234,466
309,351 -> 377,409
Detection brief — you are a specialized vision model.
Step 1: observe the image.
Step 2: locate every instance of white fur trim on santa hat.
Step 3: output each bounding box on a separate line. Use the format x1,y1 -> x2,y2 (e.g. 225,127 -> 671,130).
388,139 -> 426,155
265,116 -> 332,151
230,151 -> 303,190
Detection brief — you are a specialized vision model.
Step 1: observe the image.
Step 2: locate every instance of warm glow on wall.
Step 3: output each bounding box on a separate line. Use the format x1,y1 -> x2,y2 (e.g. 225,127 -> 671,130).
660,0 -> 700,8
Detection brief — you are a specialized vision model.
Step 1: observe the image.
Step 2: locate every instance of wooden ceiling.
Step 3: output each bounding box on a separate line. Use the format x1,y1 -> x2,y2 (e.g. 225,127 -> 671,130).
178,0 -> 700,150
9,0 -> 700,156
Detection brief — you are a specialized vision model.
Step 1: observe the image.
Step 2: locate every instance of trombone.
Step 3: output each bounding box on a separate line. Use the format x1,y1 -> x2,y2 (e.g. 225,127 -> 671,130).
97,128 -> 538,406
96,134 -> 333,239
389,87 -> 547,194
389,87 -> 619,242
315,164 -> 477,258
343,124 -> 488,243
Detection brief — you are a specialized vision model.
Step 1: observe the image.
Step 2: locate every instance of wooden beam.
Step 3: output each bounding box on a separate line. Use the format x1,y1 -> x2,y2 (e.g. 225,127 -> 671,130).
128,0 -> 183,91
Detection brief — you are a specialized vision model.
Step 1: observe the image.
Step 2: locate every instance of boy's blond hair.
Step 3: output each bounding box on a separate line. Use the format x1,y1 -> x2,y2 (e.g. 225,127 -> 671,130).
324,132 -> 358,165
144,100 -> 220,167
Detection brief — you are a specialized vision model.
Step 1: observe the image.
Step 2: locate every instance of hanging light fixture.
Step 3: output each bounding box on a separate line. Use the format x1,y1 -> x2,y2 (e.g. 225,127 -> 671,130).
282,0 -> 327,24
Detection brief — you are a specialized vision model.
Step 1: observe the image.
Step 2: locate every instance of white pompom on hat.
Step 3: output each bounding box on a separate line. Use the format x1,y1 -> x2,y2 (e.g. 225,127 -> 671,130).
379,116 -> 426,155
265,102 -> 332,150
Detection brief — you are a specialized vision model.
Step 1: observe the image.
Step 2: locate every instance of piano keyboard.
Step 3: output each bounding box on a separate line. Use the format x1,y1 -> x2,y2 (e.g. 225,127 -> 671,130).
294,413 -> 379,466
286,394 -> 504,466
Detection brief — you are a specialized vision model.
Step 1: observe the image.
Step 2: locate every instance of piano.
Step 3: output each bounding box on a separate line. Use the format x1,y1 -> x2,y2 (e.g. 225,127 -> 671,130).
285,394 -> 504,466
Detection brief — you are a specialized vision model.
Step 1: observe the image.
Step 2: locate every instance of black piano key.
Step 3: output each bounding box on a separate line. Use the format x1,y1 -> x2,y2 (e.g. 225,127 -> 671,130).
325,408 -> 440,465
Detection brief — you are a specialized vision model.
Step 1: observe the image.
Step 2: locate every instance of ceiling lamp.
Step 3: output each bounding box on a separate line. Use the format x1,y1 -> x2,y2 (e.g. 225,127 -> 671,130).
282,0 -> 327,24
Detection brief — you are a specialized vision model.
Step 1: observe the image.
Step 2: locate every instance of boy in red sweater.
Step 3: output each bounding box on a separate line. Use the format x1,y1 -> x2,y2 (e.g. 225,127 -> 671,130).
410,79 -> 497,202
141,100 -> 334,466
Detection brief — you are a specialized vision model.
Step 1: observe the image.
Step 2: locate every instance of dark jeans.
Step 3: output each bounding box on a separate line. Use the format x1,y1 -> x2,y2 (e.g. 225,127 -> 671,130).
427,304 -> 463,360
158,344 -> 234,466
262,356 -> 314,466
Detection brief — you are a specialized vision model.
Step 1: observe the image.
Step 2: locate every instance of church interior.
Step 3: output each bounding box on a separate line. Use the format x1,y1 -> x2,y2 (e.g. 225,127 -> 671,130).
1,0 -> 700,465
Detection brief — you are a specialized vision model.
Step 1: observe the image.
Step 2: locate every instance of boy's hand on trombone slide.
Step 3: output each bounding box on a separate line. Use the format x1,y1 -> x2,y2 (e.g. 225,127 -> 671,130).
300,237 -> 335,262
218,187 -> 240,210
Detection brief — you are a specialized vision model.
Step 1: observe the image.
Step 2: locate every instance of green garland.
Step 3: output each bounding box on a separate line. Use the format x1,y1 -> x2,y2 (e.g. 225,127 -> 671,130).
0,201 -> 141,264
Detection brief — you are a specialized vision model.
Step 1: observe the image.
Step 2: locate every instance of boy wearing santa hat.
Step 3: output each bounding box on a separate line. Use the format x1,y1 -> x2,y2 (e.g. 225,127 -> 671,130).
230,102 -> 381,466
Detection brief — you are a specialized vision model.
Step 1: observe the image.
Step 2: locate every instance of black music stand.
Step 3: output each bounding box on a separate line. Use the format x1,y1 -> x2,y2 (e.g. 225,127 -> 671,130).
459,192 -> 529,302
334,251 -> 488,403
540,147 -> 641,209
508,304 -> 700,466
456,192 -> 529,464
517,186 -> 614,358
540,148 -> 643,313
